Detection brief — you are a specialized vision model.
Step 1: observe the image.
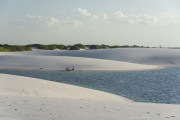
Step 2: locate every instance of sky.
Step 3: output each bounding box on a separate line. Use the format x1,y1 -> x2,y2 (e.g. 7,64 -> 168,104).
0,0 -> 180,47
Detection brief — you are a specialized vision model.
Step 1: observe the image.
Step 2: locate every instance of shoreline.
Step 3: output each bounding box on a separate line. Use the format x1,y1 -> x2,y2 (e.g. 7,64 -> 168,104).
0,66 -> 177,104
0,65 -> 165,72
0,73 -> 130,102
0,72 -> 179,104
1,73 -> 180,120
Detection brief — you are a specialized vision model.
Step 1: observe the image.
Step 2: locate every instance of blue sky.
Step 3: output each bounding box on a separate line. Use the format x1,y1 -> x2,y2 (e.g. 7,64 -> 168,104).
0,0 -> 180,47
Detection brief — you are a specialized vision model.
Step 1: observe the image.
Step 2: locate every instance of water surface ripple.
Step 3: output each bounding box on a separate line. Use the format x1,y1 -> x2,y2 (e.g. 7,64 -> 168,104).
1,67 -> 180,104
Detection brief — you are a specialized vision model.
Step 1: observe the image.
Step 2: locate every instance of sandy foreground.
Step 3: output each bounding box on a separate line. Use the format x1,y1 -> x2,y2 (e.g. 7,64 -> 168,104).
1,73 -> 180,120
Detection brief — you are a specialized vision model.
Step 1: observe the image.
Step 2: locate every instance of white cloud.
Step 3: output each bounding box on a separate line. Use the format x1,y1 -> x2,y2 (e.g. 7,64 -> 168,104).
92,15 -> 99,20
111,11 -> 180,25
77,8 -> 91,17
13,14 -> 97,37
76,8 -> 99,20
156,12 -> 180,25
103,13 -> 109,20
114,11 -> 127,18
126,14 -> 160,25
26,15 -> 61,28
3,9 -> 180,45
75,8 -> 180,25
12,11 -> 180,34
48,17 -> 61,27
12,15 -> 63,31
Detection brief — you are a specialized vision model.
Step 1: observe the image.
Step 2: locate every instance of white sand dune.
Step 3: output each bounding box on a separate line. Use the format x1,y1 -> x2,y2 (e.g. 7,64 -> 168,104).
0,73 -> 127,101
1,73 -> 180,120
0,55 -> 157,71
11,48 -> 180,65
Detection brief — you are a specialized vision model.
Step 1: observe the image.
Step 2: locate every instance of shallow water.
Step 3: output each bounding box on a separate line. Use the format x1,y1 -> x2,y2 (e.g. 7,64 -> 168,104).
1,67 -> 180,104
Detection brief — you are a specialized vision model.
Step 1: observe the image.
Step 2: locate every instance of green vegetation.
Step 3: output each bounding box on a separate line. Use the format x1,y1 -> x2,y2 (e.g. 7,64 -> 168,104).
69,44 -> 85,50
0,44 -> 31,52
27,44 -> 67,50
0,43 -> 151,52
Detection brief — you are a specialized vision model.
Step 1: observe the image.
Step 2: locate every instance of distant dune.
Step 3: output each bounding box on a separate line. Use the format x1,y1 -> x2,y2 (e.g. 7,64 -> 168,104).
11,48 -> 180,66
0,55 -> 157,71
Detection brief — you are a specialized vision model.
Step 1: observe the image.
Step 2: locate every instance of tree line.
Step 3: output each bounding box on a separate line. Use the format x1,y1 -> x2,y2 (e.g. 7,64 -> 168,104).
28,44 -> 149,50
0,44 -> 31,52
0,44 -> 150,52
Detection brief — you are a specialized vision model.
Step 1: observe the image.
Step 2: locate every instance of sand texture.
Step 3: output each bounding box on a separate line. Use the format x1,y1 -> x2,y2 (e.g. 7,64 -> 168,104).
0,74 -> 180,120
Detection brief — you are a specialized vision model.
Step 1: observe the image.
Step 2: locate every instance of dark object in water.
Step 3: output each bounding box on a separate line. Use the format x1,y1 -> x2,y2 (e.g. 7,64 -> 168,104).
65,66 -> 75,71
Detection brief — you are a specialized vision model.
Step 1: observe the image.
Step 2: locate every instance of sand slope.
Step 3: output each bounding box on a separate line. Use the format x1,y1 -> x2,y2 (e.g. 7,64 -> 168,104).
12,48 -> 180,65
0,73 -> 127,101
0,55 -> 157,71
1,74 -> 180,120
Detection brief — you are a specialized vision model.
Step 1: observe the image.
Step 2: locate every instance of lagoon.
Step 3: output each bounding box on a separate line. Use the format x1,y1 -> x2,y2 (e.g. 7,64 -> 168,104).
1,66 -> 180,104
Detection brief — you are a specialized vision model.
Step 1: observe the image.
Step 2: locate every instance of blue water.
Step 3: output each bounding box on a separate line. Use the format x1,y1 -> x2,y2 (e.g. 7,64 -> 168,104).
0,67 -> 180,104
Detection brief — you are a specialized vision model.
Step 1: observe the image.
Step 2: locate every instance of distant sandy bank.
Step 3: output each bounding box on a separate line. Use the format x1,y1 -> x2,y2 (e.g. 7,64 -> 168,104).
0,55 -> 158,71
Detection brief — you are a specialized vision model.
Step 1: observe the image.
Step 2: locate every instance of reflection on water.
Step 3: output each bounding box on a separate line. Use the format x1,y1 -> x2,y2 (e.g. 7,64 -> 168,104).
1,66 -> 180,104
